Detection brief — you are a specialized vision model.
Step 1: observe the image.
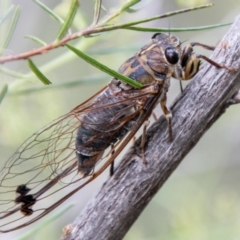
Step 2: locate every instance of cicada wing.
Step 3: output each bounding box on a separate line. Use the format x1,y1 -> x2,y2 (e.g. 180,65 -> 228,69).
0,86 -> 112,232
0,84 -> 161,232
0,112 -> 79,231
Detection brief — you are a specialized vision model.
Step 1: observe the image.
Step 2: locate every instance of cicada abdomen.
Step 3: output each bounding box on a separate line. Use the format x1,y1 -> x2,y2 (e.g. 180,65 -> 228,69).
75,83 -> 138,176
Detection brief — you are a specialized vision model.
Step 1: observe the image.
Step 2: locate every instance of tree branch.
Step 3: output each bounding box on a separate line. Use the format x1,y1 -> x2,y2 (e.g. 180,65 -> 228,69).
0,4 -> 213,64
61,15 -> 240,240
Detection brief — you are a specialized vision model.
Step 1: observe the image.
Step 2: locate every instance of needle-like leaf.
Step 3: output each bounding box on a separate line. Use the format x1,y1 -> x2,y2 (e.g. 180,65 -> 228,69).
66,44 -> 143,88
0,84 -> 8,104
24,35 -> 47,46
56,0 -> 79,41
33,0 -> 64,24
28,59 -> 52,85
0,4 -> 14,26
1,6 -> 20,51
125,22 -> 232,32
92,0 -> 102,25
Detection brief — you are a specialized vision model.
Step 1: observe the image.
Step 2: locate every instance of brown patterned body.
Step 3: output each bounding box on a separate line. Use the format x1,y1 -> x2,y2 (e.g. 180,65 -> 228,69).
76,33 -> 181,176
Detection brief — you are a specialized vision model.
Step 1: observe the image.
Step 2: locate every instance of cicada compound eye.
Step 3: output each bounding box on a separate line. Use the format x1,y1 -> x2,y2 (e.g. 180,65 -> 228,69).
165,47 -> 179,65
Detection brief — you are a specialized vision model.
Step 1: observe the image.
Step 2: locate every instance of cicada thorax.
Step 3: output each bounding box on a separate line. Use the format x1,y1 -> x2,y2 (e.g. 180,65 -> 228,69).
119,33 -> 182,86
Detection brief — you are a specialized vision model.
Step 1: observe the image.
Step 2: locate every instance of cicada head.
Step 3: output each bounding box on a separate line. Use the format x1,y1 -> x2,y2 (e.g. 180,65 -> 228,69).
151,33 -> 181,66
151,33 -> 201,82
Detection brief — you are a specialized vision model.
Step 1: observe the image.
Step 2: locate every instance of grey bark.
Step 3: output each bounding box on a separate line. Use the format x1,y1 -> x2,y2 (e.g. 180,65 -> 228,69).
61,15 -> 240,240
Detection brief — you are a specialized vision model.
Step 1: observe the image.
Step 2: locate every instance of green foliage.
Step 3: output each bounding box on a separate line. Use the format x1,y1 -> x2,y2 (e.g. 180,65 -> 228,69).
66,43 -> 142,88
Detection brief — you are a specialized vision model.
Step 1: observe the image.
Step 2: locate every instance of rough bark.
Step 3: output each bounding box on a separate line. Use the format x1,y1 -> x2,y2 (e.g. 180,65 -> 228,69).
61,15 -> 240,240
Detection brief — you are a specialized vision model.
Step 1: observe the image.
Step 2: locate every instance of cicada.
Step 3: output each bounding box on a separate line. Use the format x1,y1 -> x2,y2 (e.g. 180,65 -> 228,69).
0,33 -> 234,233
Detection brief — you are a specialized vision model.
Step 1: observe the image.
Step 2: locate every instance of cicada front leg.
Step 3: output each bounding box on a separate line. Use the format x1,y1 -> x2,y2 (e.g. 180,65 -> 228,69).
191,42 -> 236,72
110,144 -> 116,176
179,42 -> 236,83
140,119 -> 150,164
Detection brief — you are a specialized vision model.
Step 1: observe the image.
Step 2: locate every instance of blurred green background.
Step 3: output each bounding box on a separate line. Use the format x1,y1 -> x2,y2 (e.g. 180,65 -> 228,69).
0,0 -> 240,239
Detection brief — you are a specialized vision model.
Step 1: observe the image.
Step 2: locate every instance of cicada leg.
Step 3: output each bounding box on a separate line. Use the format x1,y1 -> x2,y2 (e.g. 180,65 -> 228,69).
140,120 -> 150,164
189,42 -> 236,72
110,144 -> 115,176
180,42 -> 236,81
195,53 -> 236,72
151,111 -> 158,121
160,92 -> 173,142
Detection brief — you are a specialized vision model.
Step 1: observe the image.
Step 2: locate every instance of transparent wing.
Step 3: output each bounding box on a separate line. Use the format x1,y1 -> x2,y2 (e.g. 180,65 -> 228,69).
0,84 -> 161,232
